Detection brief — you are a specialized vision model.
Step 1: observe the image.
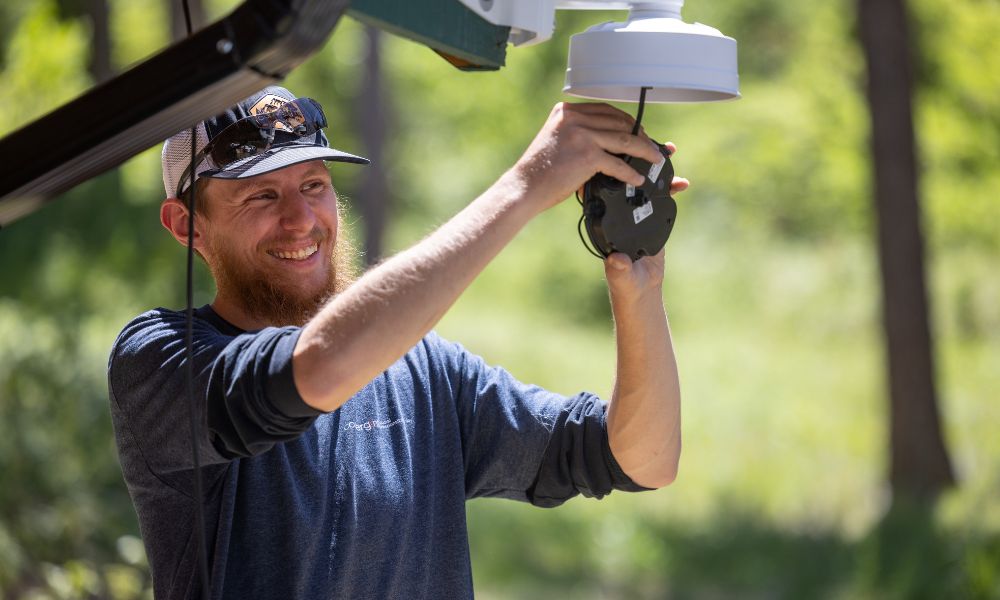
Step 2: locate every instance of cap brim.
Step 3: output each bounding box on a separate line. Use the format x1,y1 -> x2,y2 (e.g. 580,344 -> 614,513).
203,144 -> 369,181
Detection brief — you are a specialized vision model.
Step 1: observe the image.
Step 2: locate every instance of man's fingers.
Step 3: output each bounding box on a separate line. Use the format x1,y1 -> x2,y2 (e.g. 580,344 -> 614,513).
531,102 -> 687,206
573,113 -> 641,133
561,102 -> 635,119
595,153 -> 646,187
581,175 -> 689,195
560,102 -> 644,134
589,132 -> 687,191
589,129 -> 662,164
604,252 -> 632,273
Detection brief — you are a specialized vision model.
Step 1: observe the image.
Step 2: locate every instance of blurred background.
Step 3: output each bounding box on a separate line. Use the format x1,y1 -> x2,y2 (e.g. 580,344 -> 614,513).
0,0 -> 998,598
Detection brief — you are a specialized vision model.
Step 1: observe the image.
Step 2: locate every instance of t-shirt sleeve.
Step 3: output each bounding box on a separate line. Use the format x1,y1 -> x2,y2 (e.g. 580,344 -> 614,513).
426,334 -> 652,507
108,309 -> 322,480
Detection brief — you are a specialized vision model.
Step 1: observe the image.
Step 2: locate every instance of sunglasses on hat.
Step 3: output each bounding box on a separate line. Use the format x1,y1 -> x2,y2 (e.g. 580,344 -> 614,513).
176,97 -> 328,198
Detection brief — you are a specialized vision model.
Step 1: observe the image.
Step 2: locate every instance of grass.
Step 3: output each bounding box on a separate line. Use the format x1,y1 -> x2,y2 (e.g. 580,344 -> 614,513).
432,212 -> 1000,598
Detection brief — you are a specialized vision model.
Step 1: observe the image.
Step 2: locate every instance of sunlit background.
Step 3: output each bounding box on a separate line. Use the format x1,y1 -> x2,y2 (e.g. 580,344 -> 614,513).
0,0 -> 998,598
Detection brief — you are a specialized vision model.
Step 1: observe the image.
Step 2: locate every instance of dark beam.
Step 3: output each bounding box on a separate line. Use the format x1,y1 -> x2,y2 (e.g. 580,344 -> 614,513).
0,0 -> 351,228
0,0 -> 512,228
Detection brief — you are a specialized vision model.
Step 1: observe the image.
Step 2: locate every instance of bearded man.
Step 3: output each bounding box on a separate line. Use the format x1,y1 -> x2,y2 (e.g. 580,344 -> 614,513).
108,86 -> 686,599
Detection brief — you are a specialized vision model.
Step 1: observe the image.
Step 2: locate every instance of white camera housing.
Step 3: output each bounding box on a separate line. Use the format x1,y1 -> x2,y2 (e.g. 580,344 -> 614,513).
456,0 -> 740,103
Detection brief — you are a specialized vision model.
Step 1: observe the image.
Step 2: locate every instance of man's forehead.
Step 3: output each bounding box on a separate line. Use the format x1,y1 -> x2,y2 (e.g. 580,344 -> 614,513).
222,161 -> 332,192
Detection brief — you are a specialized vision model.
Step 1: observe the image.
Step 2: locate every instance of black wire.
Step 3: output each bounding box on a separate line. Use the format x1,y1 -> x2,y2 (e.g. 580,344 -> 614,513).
577,213 -> 605,260
181,0 -> 194,36
631,86 -> 650,136
181,0 -> 210,597
576,191 -> 605,259
576,89 -> 650,261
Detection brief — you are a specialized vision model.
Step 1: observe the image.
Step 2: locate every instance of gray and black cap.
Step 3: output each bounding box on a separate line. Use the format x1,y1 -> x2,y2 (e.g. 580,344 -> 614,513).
162,85 -> 369,198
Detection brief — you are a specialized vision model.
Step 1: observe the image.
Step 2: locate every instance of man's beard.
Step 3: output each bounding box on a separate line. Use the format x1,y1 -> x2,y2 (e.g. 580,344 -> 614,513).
208,229 -> 358,328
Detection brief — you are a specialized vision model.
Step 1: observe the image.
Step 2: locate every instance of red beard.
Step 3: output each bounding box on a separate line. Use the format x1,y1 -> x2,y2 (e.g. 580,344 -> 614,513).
207,228 -> 358,328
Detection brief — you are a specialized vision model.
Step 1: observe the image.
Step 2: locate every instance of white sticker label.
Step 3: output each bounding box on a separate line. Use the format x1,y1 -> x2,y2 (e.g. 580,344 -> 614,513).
633,200 -> 653,224
626,183 -> 636,198
647,155 -> 666,183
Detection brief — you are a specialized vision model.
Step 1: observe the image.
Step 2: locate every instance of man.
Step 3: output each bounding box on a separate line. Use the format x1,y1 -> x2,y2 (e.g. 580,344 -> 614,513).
108,86 -> 685,599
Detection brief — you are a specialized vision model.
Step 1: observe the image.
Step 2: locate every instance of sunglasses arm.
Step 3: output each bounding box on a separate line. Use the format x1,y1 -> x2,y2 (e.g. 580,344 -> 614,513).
175,146 -> 213,200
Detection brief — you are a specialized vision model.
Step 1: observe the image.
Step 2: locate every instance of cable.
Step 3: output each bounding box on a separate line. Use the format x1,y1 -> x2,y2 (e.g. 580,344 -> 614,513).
577,213 -> 605,259
631,86 -> 650,136
577,88 -> 652,260
576,191 -> 605,259
181,0 -> 211,597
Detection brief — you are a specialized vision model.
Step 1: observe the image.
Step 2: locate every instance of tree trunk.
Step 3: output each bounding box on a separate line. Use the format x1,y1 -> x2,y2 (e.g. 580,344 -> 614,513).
84,0 -> 112,83
55,0 -> 113,82
356,25 -> 390,265
857,0 -> 955,501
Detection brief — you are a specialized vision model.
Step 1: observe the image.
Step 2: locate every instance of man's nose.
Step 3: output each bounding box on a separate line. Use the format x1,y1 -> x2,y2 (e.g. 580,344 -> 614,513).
278,192 -> 316,231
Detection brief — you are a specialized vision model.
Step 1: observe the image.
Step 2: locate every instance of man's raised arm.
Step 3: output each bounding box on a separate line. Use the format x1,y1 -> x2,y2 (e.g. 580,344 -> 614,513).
604,243 -> 684,489
293,102 -> 665,412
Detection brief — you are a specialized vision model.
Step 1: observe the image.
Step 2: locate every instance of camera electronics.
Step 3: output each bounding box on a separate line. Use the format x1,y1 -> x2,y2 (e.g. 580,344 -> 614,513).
577,87 -> 676,262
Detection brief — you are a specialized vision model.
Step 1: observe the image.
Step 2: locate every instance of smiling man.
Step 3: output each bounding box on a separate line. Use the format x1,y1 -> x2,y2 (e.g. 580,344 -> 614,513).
108,86 -> 685,599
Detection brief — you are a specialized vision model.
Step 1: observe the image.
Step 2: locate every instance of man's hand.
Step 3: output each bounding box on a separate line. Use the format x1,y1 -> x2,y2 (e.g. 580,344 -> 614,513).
605,146 -> 689,307
510,102 -> 667,213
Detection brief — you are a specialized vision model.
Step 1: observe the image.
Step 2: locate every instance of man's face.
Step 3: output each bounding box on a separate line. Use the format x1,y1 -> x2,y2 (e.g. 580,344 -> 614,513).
196,160 -> 356,327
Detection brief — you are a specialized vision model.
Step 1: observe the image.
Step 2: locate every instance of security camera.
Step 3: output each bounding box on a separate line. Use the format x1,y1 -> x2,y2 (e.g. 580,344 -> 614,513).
457,0 -> 740,260
456,0 -> 739,103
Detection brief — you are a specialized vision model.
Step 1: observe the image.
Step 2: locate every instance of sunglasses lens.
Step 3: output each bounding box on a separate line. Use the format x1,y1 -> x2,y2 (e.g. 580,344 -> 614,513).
271,99 -> 325,133
208,120 -> 269,166
204,98 -> 329,169
293,99 -> 327,129
276,103 -> 307,131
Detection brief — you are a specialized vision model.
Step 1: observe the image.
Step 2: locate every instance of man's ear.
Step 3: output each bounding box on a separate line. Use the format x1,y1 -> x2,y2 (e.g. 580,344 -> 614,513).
160,197 -> 205,251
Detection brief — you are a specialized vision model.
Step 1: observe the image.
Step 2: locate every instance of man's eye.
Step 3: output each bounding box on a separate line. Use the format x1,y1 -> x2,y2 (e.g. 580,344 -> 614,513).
304,181 -> 324,191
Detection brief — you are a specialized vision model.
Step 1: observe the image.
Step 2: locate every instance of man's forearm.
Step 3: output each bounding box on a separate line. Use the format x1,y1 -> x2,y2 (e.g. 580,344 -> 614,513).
607,289 -> 682,489
293,171 -> 538,411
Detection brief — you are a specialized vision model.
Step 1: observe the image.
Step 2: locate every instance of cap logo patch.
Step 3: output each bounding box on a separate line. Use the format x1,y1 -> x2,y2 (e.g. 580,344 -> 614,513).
249,94 -> 292,131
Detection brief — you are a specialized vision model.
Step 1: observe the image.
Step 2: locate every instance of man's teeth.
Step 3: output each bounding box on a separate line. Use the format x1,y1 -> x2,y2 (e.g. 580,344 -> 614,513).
270,244 -> 318,260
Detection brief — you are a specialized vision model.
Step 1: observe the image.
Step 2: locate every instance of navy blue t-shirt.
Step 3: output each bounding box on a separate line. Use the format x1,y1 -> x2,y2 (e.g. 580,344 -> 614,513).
108,305 -> 648,599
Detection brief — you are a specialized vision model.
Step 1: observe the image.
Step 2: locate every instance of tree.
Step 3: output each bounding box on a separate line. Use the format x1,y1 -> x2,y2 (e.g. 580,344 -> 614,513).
857,0 -> 955,501
84,0 -> 111,83
355,25 -> 391,265
55,0 -> 111,83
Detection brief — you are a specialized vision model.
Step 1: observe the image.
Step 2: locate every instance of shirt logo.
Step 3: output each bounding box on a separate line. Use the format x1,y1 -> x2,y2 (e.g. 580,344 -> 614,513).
344,418 -> 413,433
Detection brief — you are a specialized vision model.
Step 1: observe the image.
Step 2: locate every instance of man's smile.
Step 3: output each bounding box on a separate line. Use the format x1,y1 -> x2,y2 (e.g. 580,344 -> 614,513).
267,242 -> 320,261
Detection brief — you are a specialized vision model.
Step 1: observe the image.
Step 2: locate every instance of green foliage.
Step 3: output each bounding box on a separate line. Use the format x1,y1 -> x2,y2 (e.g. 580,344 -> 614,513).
0,0 -> 89,126
468,496 -> 1000,599
913,0 -> 1000,251
444,227 -> 1000,597
0,0 -> 998,598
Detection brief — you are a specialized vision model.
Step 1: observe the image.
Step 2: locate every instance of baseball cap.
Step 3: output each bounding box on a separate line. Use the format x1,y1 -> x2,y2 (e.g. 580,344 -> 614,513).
162,86 -> 369,198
